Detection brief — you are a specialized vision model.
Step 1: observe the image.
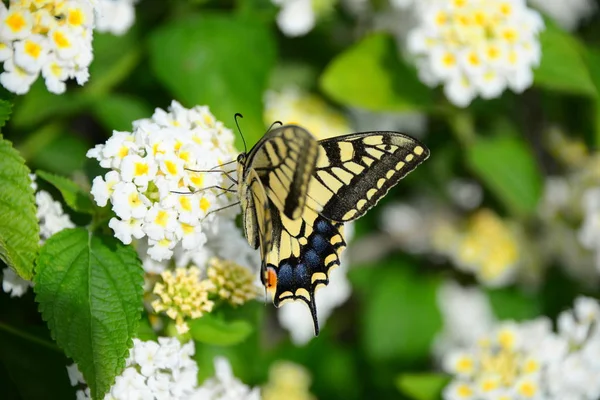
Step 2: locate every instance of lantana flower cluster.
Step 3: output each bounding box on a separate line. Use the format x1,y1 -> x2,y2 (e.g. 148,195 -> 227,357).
0,0 -> 95,94
152,259 -> 260,334
442,296 -> 600,400
87,101 -> 239,262
68,338 -> 260,399
406,0 -> 544,107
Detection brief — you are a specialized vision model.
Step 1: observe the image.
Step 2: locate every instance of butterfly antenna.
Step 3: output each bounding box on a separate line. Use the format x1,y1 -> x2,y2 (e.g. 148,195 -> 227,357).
308,297 -> 320,336
266,120 -> 283,133
234,113 -> 248,153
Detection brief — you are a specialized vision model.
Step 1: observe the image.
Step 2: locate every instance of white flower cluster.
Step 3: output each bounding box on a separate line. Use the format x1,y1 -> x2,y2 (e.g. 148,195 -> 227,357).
2,175 -> 75,298
95,0 -> 137,36
406,0 -> 544,107
442,296 -> 600,400
0,0 -> 95,94
68,338 -> 207,399
87,101 -> 239,262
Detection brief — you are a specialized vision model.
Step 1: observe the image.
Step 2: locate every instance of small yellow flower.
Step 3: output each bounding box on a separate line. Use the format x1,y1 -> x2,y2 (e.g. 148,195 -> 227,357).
455,209 -> 520,286
262,361 -> 316,400
152,266 -> 215,334
207,258 -> 260,306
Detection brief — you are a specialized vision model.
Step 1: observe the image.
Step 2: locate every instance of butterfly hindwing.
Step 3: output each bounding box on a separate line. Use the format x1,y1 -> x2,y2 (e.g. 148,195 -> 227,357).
246,125 -> 319,220
266,210 -> 345,336
308,132 -> 430,222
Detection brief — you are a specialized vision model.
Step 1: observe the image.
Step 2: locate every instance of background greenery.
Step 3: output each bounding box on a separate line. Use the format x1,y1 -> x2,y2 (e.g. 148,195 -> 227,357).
1,0 -> 600,399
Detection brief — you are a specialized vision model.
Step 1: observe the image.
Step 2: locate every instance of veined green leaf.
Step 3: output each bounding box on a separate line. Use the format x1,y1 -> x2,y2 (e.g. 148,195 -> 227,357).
0,136 -> 39,280
34,228 -> 144,400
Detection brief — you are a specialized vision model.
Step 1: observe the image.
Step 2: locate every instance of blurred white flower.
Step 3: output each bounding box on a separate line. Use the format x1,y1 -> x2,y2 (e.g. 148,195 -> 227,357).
406,0 -> 544,107
441,296 -> 600,400
272,0 -> 315,37
94,0 -> 137,35
271,0 -> 337,37
446,179 -> 483,210
67,337 -> 202,399
529,0 -> 596,31
277,224 -> 354,345
195,356 -> 261,399
1,267 -> 32,297
578,187 -> 600,272
87,101 -> 239,262
433,281 -> 495,358
0,0 -> 95,94
36,190 -> 76,242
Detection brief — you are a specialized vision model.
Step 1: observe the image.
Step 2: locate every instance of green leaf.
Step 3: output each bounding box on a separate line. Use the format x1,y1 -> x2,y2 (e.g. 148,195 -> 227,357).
0,99 -> 12,129
12,81 -> 88,129
86,30 -> 142,96
534,24 -> 596,97
351,261 -> 442,363
0,137 -> 39,280
92,94 -> 152,132
189,313 -> 254,346
320,33 -> 433,112
149,14 -> 276,147
583,47 -> 600,146
396,373 -> 450,400
466,135 -> 543,217
36,170 -> 94,214
487,287 -> 541,321
34,228 -> 144,400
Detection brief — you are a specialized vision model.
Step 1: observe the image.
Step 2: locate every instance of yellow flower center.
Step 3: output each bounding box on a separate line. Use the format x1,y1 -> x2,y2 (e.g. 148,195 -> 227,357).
6,13 -> 27,33
134,162 -> 149,176
53,31 -> 71,49
155,210 -> 169,227
24,40 -> 42,58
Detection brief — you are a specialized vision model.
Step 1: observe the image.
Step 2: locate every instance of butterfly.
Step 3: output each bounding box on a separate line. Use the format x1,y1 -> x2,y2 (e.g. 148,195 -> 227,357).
236,124 -> 430,335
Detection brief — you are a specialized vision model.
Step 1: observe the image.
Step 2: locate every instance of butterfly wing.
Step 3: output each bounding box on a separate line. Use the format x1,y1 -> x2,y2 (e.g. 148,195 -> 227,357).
245,125 -> 319,220
308,131 -> 430,222
239,167 -> 273,280
241,127 -> 429,336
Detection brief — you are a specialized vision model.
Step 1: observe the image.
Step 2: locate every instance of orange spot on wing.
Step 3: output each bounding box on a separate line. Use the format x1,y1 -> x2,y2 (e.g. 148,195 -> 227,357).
265,267 -> 277,289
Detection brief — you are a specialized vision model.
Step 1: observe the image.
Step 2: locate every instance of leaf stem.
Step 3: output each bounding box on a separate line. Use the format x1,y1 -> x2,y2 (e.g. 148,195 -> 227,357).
0,321 -> 62,353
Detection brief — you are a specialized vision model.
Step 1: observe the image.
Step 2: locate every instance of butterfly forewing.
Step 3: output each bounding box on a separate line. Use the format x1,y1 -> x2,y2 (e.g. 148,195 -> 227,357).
246,126 -> 319,220
308,132 -> 430,222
